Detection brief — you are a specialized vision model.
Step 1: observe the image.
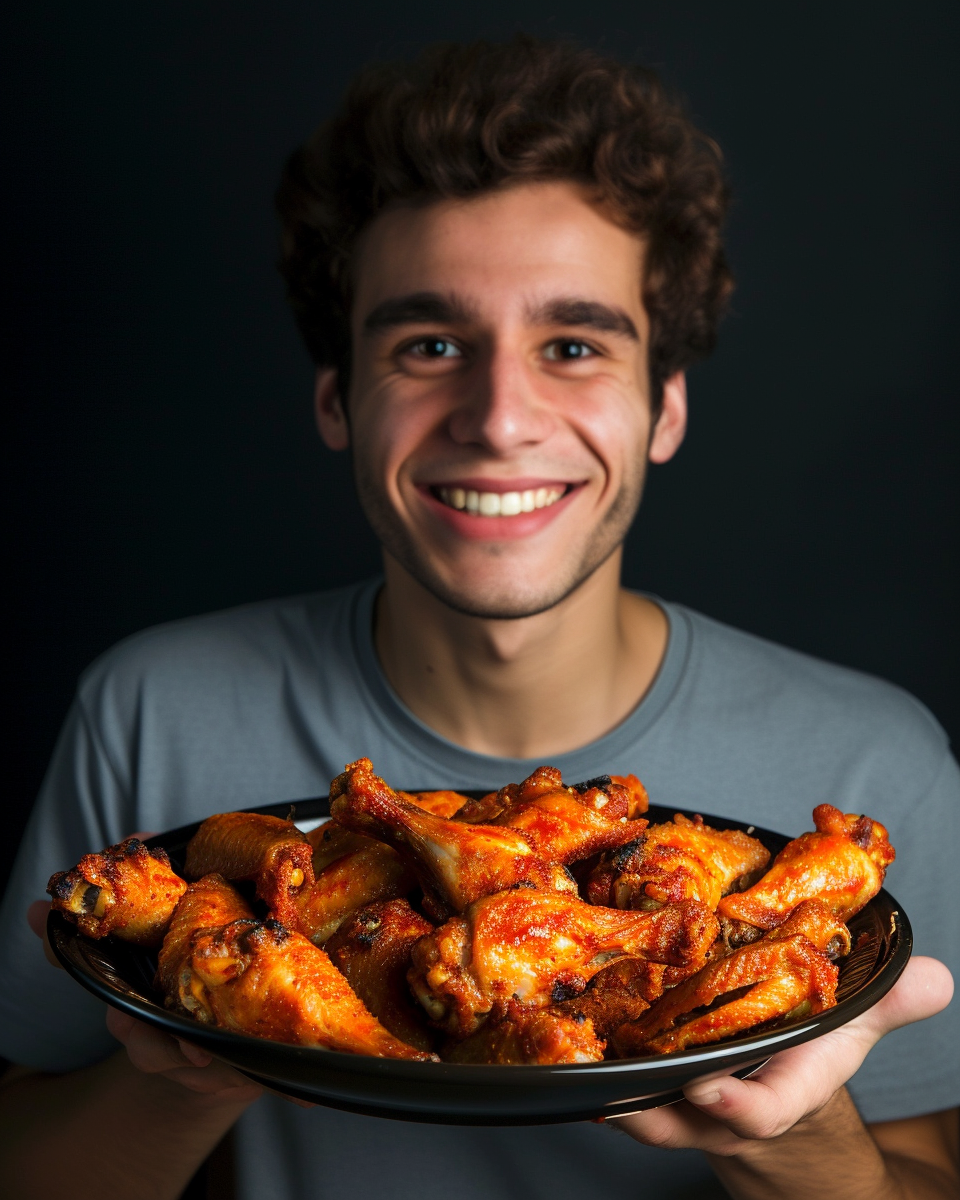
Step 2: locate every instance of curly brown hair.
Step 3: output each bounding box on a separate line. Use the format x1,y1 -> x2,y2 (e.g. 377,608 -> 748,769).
276,35 -> 732,408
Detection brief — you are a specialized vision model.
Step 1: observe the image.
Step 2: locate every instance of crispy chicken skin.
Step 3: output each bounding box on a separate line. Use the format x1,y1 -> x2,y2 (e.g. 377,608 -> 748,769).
48,839 -> 187,947
762,898 -> 852,957
610,774 -> 650,818
453,767 -> 648,863
717,804 -> 895,939
587,815 -> 770,912
157,873 -> 253,1005
324,899 -> 437,1052
400,790 -> 472,818
408,887 -> 718,1037
303,793 -> 468,940
329,759 -> 578,915
297,825 -> 415,946
180,916 -> 437,1060
444,998 -> 605,1064
486,767 -> 649,864
612,930 -> 839,1057
184,812 -> 315,930
552,957 -> 665,1036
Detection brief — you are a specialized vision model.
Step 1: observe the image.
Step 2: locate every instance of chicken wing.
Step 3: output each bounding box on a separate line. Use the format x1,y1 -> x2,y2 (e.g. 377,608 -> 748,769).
157,873 -> 253,1007
587,815 -> 770,911
766,898 -> 852,958
184,812 -> 315,930
717,804 -> 895,942
302,791 -> 470,942
48,838 -> 187,947
329,758 -> 577,915
610,774 -> 649,818
612,933 -> 838,1057
297,824 -> 415,946
400,789 -> 472,818
487,767 -> 649,864
408,888 -> 718,1037
443,998 -> 605,1064
324,899 -> 436,1052
551,956 -> 665,1036
180,916 -> 437,1060
453,766 -> 648,863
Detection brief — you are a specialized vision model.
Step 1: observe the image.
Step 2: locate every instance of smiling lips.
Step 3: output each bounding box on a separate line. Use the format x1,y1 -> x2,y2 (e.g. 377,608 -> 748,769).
435,485 -> 567,517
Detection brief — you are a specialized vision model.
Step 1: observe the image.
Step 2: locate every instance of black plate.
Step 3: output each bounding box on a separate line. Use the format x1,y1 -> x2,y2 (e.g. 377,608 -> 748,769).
48,798 -> 911,1125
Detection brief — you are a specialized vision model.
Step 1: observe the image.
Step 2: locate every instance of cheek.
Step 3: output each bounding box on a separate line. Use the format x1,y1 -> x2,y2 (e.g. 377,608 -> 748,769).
351,385 -> 445,490
559,380 -> 652,479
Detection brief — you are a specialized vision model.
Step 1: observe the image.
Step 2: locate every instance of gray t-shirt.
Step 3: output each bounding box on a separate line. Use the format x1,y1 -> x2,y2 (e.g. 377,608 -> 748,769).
2,580 -> 958,1200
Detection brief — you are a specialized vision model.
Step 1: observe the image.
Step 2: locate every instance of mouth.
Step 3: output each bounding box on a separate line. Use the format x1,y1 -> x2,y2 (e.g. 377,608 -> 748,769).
430,484 -> 571,518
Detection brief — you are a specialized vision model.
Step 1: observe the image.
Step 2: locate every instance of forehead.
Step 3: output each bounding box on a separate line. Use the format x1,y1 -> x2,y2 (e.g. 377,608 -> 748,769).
351,181 -> 647,324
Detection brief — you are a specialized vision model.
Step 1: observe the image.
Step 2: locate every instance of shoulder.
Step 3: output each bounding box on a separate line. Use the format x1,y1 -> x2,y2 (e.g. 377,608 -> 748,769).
656,603 -> 951,820
680,604 -> 946,753
76,584 -> 369,722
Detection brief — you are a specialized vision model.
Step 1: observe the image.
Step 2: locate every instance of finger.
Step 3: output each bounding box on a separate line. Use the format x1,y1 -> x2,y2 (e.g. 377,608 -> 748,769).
114,1014 -> 197,1075
107,1010 -> 263,1099
177,1039 -> 214,1068
27,900 -> 64,970
159,1063 -> 264,1101
610,1099 -> 750,1154
853,955 -> 953,1042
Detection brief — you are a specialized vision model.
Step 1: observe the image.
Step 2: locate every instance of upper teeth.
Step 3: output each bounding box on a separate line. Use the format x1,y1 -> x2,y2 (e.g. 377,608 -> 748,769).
437,486 -> 566,516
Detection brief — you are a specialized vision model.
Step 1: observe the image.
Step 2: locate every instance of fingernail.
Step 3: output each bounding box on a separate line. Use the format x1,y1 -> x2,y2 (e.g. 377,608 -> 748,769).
686,1085 -> 722,1107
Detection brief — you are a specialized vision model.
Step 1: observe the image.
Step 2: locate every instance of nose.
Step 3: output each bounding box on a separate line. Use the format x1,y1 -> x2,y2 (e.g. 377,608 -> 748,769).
446,347 -> 556,453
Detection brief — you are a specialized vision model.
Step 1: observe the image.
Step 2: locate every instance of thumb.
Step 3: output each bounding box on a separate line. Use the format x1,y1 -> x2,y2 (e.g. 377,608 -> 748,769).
852,954 -> 953,1045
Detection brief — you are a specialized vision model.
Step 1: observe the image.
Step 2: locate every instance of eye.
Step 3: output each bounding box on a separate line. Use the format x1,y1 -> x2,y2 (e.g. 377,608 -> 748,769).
405,337 -> 463,360
544,339 -> 598,362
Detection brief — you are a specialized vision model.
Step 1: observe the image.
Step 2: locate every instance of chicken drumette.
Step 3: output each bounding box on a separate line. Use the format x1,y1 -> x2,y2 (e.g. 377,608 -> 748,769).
718,804 -> 895,943
184,812 -> 315,930
329,759 -> 646,917
48,838 -> 187,947
329,759 -> 581,914
158,873 -> 253,1006
178,915 -> 437,1060
324,898 -> 437,1052
295,787 -> 474,945
296,823 -> 416,946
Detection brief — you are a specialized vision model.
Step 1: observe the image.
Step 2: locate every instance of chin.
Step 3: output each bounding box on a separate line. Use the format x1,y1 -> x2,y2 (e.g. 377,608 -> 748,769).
420,578 -> 578,621
394,543 -> 618,620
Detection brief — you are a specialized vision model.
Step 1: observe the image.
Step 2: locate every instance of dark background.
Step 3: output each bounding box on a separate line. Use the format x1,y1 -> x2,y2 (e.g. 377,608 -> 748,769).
4,2 -> 958,895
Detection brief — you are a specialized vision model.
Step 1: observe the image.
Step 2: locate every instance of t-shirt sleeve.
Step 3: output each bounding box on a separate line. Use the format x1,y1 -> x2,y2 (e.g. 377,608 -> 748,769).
846,748 -> 960,1122
0,698 -> 137,1071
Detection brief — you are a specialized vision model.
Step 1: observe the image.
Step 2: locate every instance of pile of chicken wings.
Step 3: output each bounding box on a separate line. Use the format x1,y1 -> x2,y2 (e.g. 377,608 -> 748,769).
47,758 -> 895,1065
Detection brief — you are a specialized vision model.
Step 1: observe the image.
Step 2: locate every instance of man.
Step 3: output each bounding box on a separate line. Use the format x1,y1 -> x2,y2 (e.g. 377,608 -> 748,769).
0,36 -> 956,1200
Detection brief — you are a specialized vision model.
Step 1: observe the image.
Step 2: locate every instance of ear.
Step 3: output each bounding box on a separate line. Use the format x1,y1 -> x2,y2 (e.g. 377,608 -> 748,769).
648,371 -> 687,464
314,367 -> 350,450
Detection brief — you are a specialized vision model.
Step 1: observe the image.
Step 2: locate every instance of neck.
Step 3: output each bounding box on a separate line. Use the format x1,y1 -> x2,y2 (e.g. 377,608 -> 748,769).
374,551 -> 668,759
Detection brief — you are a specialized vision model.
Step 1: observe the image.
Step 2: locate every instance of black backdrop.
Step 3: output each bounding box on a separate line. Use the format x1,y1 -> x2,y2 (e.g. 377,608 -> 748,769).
4,2 -> 958,892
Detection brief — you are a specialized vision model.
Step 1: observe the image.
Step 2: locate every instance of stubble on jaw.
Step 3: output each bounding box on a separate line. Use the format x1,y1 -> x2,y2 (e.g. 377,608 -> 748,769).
351,455 -> 647,620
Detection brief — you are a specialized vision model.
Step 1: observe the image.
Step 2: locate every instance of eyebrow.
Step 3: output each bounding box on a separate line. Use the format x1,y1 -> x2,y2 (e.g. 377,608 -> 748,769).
360,290 -> 640,342
362,292 -> 473,334
528,297 -> 640,342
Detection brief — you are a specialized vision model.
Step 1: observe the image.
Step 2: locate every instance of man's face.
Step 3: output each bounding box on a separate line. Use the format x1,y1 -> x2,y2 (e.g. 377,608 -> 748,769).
322,181 -> 683,619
